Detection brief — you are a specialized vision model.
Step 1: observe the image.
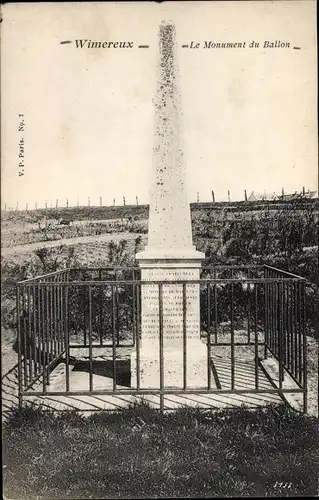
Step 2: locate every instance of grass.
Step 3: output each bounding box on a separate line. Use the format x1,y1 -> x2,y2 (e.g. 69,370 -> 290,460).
3,402 -> 318,499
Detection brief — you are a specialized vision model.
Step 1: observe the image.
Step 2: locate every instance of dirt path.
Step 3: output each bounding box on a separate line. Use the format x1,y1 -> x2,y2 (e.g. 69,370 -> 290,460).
2,232 -> 144,257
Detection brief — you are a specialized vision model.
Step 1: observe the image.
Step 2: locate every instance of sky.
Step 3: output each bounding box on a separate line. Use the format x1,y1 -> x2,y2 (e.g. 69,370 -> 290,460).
1,1 -> 317,210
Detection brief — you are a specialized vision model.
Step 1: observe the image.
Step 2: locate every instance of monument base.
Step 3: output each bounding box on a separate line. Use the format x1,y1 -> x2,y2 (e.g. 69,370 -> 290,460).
135,247 -> 205,261
133,247 -> 206,390
131,339 -> 209,389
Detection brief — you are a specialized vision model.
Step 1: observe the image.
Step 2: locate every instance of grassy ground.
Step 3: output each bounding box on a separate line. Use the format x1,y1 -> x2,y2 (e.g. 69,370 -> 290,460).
3,402 -> 318,499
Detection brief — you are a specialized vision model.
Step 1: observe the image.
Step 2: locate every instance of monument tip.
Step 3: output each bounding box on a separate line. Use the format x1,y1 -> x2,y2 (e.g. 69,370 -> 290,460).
160,20 -> 174,26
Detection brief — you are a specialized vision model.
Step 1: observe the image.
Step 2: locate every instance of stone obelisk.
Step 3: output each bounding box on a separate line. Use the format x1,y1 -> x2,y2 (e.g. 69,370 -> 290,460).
131,22 -> 206,389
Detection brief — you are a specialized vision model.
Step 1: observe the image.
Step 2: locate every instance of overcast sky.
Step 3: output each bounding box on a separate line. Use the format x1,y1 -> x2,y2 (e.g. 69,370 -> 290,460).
1,1 -> 317,209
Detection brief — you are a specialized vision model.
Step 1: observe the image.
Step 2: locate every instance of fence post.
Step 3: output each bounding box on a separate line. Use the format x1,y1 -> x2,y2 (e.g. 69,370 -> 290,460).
264,266 -> 268,358
206,283 -> 211,389
132,274 -> 136,347
99,270 -> 103,346
40,286 -> 46,393
301,281 -> 307,414
112,284 -> 117,392
17,287 -> 23,408
254,284 -> 259,389
135,281 -> 141,390
230,273 -> 235,389
159,284 -> 164,413
88,286 -> 93,391
45,284 -> 50,386
64,277 -> 70,392
278,282 -> 284,388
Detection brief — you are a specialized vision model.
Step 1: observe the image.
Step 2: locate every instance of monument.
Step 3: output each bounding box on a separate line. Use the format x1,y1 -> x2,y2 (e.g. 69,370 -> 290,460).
131,21 -> 207,389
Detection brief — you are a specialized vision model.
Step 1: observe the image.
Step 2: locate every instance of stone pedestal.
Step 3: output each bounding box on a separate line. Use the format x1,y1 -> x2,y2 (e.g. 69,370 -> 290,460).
131,342 -> 208,389
131,251 -> 207,389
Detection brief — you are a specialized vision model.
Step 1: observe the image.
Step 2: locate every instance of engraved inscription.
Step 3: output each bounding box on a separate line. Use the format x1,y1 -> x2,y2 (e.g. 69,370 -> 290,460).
141,268 -> 201,343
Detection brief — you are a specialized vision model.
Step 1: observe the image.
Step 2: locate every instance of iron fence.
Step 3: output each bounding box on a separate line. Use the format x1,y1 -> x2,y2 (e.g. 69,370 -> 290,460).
264,266 -> 307,390
16,265 -> 308,412
16,269 -> 69,404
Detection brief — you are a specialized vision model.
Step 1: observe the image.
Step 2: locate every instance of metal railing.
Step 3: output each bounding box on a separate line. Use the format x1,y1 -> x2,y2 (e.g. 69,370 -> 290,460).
16,265 -> 308,412
16,269 -> 69,406
264,266 -> 307,396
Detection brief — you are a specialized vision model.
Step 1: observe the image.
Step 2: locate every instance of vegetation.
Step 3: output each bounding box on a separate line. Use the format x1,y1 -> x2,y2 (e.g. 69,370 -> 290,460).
192,200 -> 318,335
1,246 -> 77,330
1,199 -> 318,337
3,402 -> 318,499
192,200 -> 318,277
